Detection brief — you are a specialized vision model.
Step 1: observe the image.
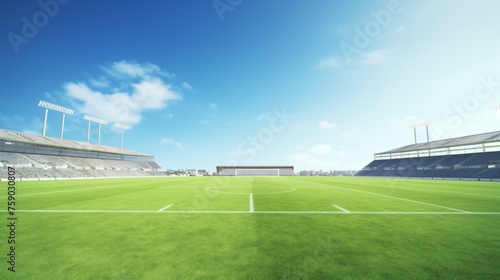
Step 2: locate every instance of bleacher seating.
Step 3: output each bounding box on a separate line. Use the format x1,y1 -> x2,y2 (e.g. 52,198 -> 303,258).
0,152 -> 31,166
60,156 -> 93,169
0,151 -> 165,179
279,168 -> 296,176
146,161 -> 162,170
0,127 -> 167,180
24,154 -> 69,168
219,168 -> 236,176
356,151 -> 500,179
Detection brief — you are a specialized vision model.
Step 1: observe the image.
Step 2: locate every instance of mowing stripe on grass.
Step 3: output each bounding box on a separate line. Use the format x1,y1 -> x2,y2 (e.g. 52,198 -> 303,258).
157,204 -> 174,212
331,185 -> 471,213
6,210 -> 500,215
332,204 -> 350,213
250,193 -> 254,212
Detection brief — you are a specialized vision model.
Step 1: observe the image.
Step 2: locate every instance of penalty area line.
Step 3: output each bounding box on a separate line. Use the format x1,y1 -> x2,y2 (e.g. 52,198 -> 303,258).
332,204 -> 350,213
330,185 -> 471,213
158,204 -> 174,212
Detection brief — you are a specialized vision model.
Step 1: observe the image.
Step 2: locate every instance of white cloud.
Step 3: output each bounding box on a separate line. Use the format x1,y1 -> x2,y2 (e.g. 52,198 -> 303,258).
65,61 -> 181,126
209,103 -> 217,110
199,120 -> 209,125
317,57 -> 342,69
309,144 -> 333,156
89,78 -> 110,88
360,50 -> 391,65
102,60 -> 172,79
161,137 -> 175,144
182,82 -> 193,91
161,137 -> 182,149
318,121 -> 337,129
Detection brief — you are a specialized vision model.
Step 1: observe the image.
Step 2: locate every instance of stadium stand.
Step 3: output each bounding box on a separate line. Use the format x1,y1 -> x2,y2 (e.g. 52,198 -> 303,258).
0,128 -> 166,179
356,130 -> 500,180
217,166 -> 296,176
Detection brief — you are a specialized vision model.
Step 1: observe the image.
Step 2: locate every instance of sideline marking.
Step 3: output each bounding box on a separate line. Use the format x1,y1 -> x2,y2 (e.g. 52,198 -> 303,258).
330,185 -> 471,213
158,204 -> 173,212
332,204 -> 350,213
0,181 -> 168,199
250,193 -> 254,212
6,210 -> 500,215
0,184 -> 137,199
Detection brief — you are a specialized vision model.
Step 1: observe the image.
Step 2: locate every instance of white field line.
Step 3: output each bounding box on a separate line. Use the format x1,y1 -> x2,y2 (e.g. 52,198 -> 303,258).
249,193 -> 254,212
4,209 -> 500,215
332,204 -> 350,213
0,184 -> 139,199
330,185 -> 471,213
157,204 -> 173,212
0,186 -> 122,198
2,179 -> 201,198
393,186 -> 500,199
340,179 -> 500,199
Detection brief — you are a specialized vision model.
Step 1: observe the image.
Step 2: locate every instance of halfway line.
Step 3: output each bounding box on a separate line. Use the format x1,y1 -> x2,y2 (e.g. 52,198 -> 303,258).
249,193 -> 254,212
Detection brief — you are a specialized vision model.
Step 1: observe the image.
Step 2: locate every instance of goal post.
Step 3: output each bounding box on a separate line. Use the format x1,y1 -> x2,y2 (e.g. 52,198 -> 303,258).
216,166 -> 295,176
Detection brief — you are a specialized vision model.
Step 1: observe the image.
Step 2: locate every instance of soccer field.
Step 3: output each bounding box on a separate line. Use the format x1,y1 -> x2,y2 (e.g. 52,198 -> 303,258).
2,176 -> 500,279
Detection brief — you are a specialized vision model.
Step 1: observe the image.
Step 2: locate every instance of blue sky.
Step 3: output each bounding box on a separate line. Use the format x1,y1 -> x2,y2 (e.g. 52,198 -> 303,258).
2,0 -> 500,172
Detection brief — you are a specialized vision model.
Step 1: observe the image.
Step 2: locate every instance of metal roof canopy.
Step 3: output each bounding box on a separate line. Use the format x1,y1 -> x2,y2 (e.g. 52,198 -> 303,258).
376,130 -> 500,156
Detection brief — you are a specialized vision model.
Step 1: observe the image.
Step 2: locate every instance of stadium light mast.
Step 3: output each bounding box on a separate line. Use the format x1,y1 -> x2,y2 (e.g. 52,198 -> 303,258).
408,120 -> 433,144
114,123 -> 130,148
38,100 -> 74,139
83,115 -> 108,145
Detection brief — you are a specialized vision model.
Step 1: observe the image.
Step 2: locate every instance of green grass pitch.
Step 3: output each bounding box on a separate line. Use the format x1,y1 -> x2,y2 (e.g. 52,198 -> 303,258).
1,176 -> 500,279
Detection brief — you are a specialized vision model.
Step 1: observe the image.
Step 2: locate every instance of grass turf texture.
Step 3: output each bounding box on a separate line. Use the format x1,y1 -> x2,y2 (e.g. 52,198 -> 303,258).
1,176 -> 500,279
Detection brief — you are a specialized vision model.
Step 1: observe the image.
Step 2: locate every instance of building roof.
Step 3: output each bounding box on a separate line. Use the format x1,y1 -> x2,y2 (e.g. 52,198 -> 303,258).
0,129 -> 150,156
376,130 -> 500,155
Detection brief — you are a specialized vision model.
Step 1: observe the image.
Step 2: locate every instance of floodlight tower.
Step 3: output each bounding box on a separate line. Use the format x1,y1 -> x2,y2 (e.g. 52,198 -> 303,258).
114,123 -> 130,148
83,115 -> 108,144
38,100 -> 74,139
408,120 -> 433,144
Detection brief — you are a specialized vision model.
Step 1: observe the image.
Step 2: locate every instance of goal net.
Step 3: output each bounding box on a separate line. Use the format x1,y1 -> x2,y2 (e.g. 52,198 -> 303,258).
235,169 -> 280,176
